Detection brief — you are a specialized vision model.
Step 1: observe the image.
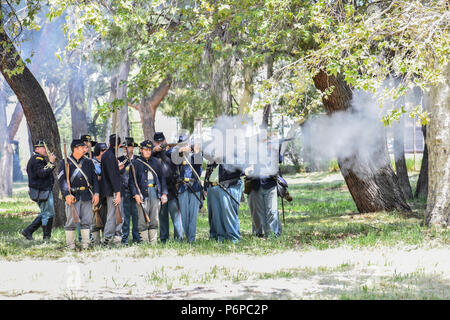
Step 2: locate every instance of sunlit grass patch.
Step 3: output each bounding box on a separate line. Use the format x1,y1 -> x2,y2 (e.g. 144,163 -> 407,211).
0,174 -> 448,259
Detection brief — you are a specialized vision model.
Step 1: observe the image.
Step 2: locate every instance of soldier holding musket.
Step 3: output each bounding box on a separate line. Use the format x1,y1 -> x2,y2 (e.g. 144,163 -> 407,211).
100,134 -> 124,245
118,137 -> 140,244
128,140 -> 168,244
58,139 -> 100,249
176,134 -> 203,243
21,140 -> 57,241
152,132 -> 183,243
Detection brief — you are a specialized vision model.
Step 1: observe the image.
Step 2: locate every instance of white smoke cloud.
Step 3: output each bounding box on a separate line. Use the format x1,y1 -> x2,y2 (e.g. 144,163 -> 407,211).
301,82 -> 423,178
198,115 -> 280,177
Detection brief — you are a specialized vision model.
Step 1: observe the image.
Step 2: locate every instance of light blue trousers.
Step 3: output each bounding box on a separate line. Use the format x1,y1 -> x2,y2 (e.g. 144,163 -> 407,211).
179,190 -> 201,243
248,186 -> 281,237
159,197 -> 183,242
37,192 -> 55,226
207,180 -> 243,243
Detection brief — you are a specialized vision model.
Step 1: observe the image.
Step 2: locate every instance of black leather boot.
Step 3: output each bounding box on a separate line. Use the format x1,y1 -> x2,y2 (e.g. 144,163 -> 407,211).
21,216 -> 42,240
42,217 -> 53,240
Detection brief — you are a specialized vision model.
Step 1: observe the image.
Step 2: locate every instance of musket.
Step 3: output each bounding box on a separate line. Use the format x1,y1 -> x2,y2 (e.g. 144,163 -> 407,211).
63,138 -> 81,224
182,154 -> 205,208
161,141 -> 192,150
128,154 -> 150,224
42,141 -> 55,170
216,182 -> 241,206
87,136 -> 92,160
179,178 -> 203,205
92,204 -> 103,228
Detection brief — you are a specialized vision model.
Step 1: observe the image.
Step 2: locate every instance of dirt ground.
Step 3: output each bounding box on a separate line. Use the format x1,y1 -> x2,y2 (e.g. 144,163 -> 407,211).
0,246 -> 448,300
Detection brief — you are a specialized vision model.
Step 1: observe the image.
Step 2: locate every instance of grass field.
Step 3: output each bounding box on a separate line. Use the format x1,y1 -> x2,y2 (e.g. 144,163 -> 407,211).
0,172 -> 447,260
1,172 -> 449,300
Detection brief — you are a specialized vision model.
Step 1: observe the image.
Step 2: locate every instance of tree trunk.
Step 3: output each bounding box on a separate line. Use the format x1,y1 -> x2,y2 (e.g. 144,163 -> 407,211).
210,56 -> 233,116
116,60 -> 131,139
312,70 -> 411,213
393,117 -> 413,199
415,125 -> 428,199
239,63 -> 256,115
105,74 -> 118,141
0,28 -> 65,226
0,79 -> 13,197
425,63 -> 450,226
7,101 -> 23,141
262,56 -> 274,127
69,63 -> 88,140
138,77 -> 171,141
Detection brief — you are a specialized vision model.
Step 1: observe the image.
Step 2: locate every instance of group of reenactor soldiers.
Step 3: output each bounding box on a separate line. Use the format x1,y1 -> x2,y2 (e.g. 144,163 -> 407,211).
21,131 -> 290,249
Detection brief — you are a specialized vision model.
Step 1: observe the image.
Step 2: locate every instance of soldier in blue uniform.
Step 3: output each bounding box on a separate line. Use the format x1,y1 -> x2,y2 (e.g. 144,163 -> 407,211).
204,162 -> 244,243
100,134 -> 124,245
128,140 -> 168,244
21,140 -> 57,241
176,135 -> 203,243
90,142 -> 108,245
58,139 -> 100,249
152,132 -> 184,243
118,137 -> 140,244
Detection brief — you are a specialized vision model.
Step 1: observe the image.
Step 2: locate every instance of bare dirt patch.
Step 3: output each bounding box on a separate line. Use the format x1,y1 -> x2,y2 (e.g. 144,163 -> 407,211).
0,246 -> 448,300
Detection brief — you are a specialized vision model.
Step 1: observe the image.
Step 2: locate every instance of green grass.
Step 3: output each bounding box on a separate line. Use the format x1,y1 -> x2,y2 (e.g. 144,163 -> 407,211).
0,174 -> 448,260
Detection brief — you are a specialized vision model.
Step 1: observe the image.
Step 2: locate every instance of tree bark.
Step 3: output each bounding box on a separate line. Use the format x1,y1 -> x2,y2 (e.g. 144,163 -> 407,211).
262,56 -> 274,127
425,63 -> 450,226
415,125 -> 428,199
116,60 -> 131,139
393,117 -> 413,199
239,63 -> 256,115
0,28 -> 65,226
7,101 -> 24,141
137,77 -> 171,141
312,70 -> 411,213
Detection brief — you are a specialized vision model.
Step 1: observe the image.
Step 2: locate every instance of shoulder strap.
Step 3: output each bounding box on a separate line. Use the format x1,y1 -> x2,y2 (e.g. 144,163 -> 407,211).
68,157 -> 94,196
136,158 -> 159,178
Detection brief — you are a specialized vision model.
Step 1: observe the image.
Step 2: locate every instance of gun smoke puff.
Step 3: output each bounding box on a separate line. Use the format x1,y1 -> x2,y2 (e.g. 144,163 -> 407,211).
199,115 -> 279,177
301,85 -> 423,179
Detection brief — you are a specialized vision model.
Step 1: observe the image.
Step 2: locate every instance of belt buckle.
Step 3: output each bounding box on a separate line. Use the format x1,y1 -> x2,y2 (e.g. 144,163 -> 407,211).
79,186 -> 86,191
148,184 -> 154,187
184,178 -> 190,182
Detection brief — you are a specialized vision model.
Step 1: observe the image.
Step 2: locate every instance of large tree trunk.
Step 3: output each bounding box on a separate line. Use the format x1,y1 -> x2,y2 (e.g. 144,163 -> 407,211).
425,63 -> 450,227
415,125 -> 428,199
393,117 -> 413,199
68,63 -> 88,140
0,28 -> 65,227
312,70 -> 411,213
137,77 -> 171,141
